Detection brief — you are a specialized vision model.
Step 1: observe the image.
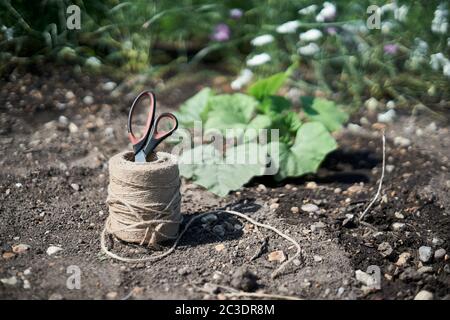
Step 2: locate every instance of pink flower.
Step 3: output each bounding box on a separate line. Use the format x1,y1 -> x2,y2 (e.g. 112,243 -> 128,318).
384,44 -> 398,55
229,8 -> 243,19
211,23 -> 230,42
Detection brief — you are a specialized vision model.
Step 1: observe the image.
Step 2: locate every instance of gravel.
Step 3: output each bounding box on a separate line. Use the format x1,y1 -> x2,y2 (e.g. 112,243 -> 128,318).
414,290 -> 434,300
418,246 -> 433,263
377,242 -> 393,258
434,248 -> 446,260
46,246 -> 63,256
301,203 -> 319,213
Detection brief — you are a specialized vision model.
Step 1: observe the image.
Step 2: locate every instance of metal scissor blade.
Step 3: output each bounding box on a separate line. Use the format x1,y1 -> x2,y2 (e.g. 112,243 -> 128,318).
134,150 -> 147,162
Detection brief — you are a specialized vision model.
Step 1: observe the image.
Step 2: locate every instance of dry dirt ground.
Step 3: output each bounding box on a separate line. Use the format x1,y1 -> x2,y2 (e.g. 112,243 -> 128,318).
0,64 -> 449,300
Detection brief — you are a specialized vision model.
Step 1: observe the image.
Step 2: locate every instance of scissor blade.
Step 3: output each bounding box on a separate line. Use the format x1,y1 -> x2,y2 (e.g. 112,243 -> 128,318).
134,150 -> 147,162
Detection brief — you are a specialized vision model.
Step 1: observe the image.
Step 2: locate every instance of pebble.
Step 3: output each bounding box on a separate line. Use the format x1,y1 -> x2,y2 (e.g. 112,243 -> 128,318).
46,246 -> 63,256
65,90 -> 75,100
70,183 -> 80,191
311,221 -> 326,232
15,183 -> 23,188
106,291 -> 118,300
394,136 -> 411,147
386,100 -> 396,109
394,211 -> 404,219
23,279 -> 31,289
102,81 -> 117,91
269,203 -> 279,210
104,127 -> 115,139
214,244 -> 225,252
2,252 -> 15,259
301,203 -> 319,213
386,165 -> 395,173
256,184 -> 267,192
434,248 -> 446,260
417,266 -> 433,274
377,242 -> 393,257
83,95 -> 94,105
12,243 -> 31,254
355,270 -> 376,287
365,97 -> 379,111
396,252 -> 411,267
200,214 -> 217,224
58,115 -> 69,126
0,276 -> 17,286
313,255 -> 323,262
347,184 -> 363,194
212,225 -> 225,237
347,123 -> 363,133
268,250 -> 286,263
68,123 -> 78,134
418,246 -> 433,263
48,293 -> 64,300
414,290 -> 433,300
306,181 -> 317,189
377,109 -> 396,123
391,222 -> 405,231
230,268 -> 258,292
23,268 -> 31,276
177,267 -> 190,276
290,206 -> 299,214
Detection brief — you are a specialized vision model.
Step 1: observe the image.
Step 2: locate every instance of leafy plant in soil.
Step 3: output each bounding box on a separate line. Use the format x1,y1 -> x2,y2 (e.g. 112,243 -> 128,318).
175,70 -> 348,196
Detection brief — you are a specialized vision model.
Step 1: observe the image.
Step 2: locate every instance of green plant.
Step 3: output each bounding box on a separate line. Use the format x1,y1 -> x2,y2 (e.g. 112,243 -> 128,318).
175,70 -> 348,196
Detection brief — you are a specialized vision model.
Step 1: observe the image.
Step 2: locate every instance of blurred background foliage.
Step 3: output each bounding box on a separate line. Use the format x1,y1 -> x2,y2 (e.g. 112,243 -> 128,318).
0,0 -> 449,110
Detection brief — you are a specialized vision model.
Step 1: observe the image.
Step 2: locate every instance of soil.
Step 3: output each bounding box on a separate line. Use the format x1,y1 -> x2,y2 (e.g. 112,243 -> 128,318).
0,64 -> 449,300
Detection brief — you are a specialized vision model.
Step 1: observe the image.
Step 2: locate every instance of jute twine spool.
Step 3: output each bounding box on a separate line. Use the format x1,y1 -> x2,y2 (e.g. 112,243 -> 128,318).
103,151 -> 182,249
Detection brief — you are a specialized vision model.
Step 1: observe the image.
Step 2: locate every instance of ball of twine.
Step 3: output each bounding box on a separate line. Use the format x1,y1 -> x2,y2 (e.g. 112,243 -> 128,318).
103,151 -> 181,251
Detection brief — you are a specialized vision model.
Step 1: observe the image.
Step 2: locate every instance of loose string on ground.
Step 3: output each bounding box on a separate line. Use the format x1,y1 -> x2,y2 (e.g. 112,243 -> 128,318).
359,129 -> 386,221
101,209 -> 302,279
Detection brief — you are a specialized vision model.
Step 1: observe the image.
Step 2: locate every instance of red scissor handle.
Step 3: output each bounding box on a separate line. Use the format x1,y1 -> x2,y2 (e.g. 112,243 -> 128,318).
153,113 -> 178,140
127,91 -> 155,151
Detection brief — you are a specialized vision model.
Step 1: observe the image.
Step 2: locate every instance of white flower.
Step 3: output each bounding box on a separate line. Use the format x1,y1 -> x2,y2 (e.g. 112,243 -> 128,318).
276,20 -> 301,34
231,69 -> 253,90
432,4 -> 449,34
394,5 -> 409,22
251,34 -> 274,46
298,5 -> 318,15
299,29 -> 323,42
246,53 -> 271,67
298,43 -> 320,56
316,2 -> 336,22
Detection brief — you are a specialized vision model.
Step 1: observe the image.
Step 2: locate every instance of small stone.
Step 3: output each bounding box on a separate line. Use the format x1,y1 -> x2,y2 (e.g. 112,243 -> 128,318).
212,271 -> 224,281
68,123 -> 78,134
12,244 -> 31,254
394,136 -> 411,147
23,279 -> 31,289
230,268 -> 258,292
65,91 -> 75,100
378,242 -> 393,258
15,183 -> 23,188
301,203 -> 319,213
83,95 -> 94,105
347,123 -> 363,133
426,122 -> 437,132
306,181 -> 317,189
215,244 -> 225,252
104,127 -> 115,139
268,250 -> 286,263
2,252 -> 15,259
417,266 -> 433,274
394,211 -> 404,219
201,214 -> 218,224
386,100 -> 396,109
212,225 -> 225,237
347,185 -> 363,194
1,276 -> 17,286
48,293 -> 64,300
391,222 -> 405,231
396,252 -> 411,267
434,248 -> 446,260
365,97 -> 379,111
58,115 -> 69,126
46,246 -> 63,256
177,267 -> 190,276
256,184 -> 267,192
414,290 -> 433,300
418,246 -> 433,263
269,203 -> 279,210
106,291 -> 118,300
386,165 -> 395,173
70,183 -> 80,191
311,221 -> 326,232
102,81 -> 117,91
334,188 -> 342,194
355,270 -> 376,287
432,237 -> 443,246
377,109 -> 396,123
293,259 -> 301,266
23,268 -> 31,276
313,255 -> 323,262
290,206 -> 299,214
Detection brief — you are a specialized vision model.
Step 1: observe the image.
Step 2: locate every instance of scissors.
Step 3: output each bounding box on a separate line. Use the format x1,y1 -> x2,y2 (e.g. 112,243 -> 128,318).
127,91 -> 178,162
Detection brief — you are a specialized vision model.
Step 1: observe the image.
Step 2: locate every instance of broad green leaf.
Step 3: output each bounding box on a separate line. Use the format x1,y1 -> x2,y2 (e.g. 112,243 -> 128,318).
269,122 -> 337,180
259,95 -> 292,114
302,97 -> 349,132
204,94 -> 258,132
248,114 -> 272,129
174,88 -> 212,127
179,143 -> 267,196
270,111 -> 302,144
248,72 -> 288,101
